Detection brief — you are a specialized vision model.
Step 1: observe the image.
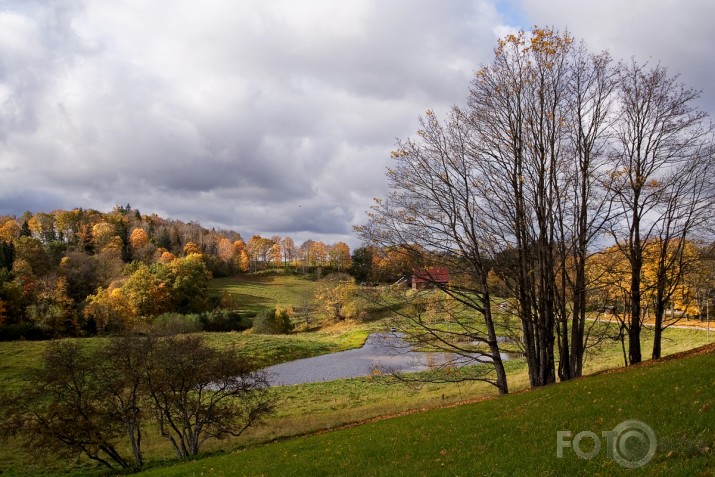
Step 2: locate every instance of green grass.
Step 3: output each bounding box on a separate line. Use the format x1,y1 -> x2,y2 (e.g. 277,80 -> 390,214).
139,344 -> 715,477
1,275 -> 712,476
210,275 -> 318,315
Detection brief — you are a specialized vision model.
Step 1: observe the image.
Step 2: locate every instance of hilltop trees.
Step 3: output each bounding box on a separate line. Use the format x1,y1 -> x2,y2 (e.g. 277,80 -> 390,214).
0,205 -> 354,339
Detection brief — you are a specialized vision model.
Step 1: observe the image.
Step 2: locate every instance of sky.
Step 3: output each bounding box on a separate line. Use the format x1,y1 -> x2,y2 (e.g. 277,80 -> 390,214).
1,0 -> 714,248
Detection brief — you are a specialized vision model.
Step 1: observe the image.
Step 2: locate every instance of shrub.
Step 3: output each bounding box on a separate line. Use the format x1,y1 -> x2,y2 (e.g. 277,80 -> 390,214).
200,308 -> 252,332
151,312 -> 202,335
252,308 -> 293,334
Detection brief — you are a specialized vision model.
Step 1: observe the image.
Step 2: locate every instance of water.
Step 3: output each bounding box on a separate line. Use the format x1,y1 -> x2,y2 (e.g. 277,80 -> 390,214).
264,332 -> 514,385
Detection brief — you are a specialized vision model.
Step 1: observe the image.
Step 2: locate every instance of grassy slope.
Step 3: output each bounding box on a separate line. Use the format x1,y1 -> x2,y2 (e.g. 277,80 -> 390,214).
142,344 -> 715,477
1,275 -> 712,475
209,275 -> 317,315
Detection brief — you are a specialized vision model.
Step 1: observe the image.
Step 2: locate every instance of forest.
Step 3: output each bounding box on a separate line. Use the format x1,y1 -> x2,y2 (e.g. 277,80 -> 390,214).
0,205 -> 352,340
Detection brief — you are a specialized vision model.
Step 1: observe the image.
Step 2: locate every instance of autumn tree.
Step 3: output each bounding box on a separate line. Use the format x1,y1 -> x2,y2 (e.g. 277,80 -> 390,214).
281,236 -> 296,267
328,242 -> 351,271
0,219 -> 20,242
217,237 -> 235,264
122,264 -> 172,318
246,235 -> 273,271
313,273 -> 358,322
269,242 -> 282,267
14,236 -> 51,277
163,253 -> 212,313
84,286 -> 135,333
129,228 -> 149,250
296,240 -> 314,272
238,249 -> 250,272
310,241 -> 328,267
183,241 -> 201,256
26,276 -> 77,336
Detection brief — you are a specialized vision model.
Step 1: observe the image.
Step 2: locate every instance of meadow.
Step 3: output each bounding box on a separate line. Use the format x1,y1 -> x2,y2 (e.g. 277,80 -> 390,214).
0,274 -> 712,476
142,343 -> 715,477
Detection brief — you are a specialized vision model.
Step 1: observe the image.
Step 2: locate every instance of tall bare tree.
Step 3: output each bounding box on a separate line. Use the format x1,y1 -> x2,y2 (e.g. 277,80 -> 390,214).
465,28 -> 582,387
609,61 -> 712,364
358,108 -> 510,395
557,44 -> 618,379
649,146 -> 714,359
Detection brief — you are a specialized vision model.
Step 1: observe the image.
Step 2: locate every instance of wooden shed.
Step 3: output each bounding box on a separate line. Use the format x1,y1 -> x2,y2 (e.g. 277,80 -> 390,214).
411,267 -> 450,290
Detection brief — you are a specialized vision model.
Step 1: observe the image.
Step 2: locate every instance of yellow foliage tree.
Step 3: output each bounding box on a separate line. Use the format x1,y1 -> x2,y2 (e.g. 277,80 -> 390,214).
84,286 -> 135,332
313,273 -> 357,321
129,228 -> 150,249
217,238 -> 234,264
92,222 -> 116,251
238,250 -> 250,272
183,241 -> 201,256
0,219 -> 20,241
329,242 -> 351,271
159,251 -> 176,263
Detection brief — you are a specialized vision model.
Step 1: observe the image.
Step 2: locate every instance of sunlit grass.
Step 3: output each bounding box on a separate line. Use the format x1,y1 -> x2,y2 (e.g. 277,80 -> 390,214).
141,343 -> 715,477
209,275 -> 318,315
0,276 -> 712,476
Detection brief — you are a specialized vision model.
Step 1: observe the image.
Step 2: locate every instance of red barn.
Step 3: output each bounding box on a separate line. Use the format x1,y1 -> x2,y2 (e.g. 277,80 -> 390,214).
411,267 -> 450,290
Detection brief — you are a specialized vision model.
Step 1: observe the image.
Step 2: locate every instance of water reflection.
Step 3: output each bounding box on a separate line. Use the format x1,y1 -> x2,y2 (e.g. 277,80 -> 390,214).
265,332 -> 515,386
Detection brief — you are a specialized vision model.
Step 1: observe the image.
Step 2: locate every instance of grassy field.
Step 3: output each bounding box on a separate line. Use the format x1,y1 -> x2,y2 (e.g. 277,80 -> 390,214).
0,275 -> 713,476
209,275 -> 318,316
140,343 -> 715,477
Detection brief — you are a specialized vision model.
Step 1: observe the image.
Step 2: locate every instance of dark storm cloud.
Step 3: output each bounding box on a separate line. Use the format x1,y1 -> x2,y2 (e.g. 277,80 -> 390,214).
2,1 -> 713,247
0,0 -> 504,247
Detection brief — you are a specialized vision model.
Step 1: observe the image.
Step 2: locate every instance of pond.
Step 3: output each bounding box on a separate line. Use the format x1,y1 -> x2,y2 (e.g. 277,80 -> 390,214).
264,332 -> 516,385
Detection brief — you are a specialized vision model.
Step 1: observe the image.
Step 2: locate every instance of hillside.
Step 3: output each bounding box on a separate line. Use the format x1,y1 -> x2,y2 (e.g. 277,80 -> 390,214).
0,207 -> 351,340
142,343 -> 715,477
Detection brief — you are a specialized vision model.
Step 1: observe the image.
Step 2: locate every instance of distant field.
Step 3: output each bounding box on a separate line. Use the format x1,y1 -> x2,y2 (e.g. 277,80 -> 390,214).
210,275 -> 318,315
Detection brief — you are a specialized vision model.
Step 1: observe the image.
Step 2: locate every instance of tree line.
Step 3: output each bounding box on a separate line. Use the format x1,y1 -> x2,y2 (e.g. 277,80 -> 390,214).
357,27 -> 715,394
0,205 -> 351,339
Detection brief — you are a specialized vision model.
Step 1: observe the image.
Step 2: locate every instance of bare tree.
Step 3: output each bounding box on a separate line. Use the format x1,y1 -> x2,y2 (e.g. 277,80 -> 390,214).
92,335 -> 147,467
609,60 -> 713,364
357,107 -> 510,395
1,334 -> 274,470
1,341 -> 134,470
465,28 -> 578,387
557,44 -> 618,379
649,149 -> 714,359
358,27 -> 715,390
143,334 -> 274,458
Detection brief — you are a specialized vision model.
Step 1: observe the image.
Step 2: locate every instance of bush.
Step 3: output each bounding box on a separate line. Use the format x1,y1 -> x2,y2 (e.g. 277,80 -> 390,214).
151,312 -> 202,335
252,308 -> 293,334
200,309 -> 252,332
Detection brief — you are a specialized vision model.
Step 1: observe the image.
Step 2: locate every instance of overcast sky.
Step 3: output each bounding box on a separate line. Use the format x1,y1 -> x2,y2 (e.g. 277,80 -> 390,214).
1,1 -> 714,248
